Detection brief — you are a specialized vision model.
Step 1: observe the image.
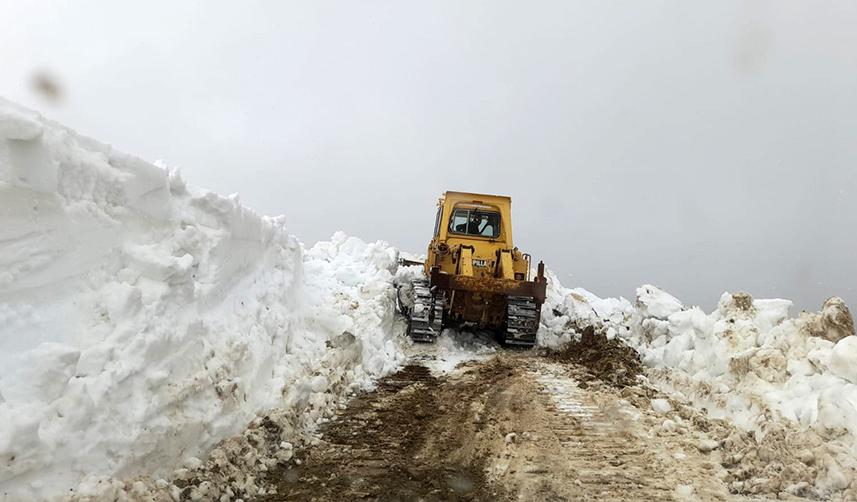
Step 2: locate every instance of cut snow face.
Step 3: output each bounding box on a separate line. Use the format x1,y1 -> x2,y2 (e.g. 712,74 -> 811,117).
538,278 -> 857,499
0,98 -> 407,500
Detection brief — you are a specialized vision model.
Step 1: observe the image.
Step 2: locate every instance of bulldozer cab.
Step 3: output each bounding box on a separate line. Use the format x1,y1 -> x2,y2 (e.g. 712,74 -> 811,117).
428,194 -> 507,271
432,192 -> 512,241
425,192 -> 528,281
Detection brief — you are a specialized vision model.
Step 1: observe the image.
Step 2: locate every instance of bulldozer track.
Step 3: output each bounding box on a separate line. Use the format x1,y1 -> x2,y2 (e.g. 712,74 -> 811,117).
503,296 -> 539,347
408,279 -> 444,342
527,361 -> 674,501
264,353 -> 752,501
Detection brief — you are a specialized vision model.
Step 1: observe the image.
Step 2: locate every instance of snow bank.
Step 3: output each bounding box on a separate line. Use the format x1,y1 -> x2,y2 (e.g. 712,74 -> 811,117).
0,98 -> 405,500
539,276 -> 857,498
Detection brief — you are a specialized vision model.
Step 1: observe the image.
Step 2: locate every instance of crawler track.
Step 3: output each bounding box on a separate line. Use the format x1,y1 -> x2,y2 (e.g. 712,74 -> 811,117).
503,296 -> 539,347
527,362 -> 673,501
407,280 -> 444,342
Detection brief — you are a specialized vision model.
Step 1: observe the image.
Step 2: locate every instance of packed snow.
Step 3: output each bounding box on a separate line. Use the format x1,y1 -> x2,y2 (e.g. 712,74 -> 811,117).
0,98 -> 406,500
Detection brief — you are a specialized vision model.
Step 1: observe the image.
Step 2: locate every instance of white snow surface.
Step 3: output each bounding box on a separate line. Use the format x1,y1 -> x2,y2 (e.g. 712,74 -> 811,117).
0,98 -> 405,500
4,95 -> 857,499
426,330 -> 498,375
540,275 -> 857,497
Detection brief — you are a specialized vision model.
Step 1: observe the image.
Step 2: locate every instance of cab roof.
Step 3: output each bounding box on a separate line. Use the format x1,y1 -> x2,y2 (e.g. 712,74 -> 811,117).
442,191 -> 511,205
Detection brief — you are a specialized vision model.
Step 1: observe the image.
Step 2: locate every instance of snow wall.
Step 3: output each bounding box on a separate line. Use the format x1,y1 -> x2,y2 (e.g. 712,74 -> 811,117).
0,98 -> 405,500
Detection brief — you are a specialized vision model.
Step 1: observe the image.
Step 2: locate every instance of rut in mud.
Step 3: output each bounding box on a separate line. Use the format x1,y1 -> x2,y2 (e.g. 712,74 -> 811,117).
262,361 -> 515,501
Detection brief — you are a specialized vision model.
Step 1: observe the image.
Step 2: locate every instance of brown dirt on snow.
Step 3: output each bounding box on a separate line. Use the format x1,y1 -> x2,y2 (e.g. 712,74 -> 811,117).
547,326 -> 642,388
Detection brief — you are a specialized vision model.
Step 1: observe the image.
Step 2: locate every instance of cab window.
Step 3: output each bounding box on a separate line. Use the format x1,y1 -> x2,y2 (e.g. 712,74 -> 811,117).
448,208 -> 501,238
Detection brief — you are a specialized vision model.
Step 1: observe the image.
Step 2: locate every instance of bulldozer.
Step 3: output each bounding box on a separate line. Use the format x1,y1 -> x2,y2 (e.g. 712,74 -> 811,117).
397,191 -> 547,347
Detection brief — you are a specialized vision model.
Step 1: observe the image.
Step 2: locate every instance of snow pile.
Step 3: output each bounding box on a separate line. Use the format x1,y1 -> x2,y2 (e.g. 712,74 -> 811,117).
537,270 -> 634,348
539,277 -> 857,498
625,290 -> 857,497
426,331 -> 498,375
0,98 -> 405,500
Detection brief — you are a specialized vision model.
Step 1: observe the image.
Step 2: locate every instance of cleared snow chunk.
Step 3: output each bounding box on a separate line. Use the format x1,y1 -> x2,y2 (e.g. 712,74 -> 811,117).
754,298 -> 792,329
101,282 -> 142,322
668,307 -> 712,339
828,337 -> 857,384
309,375 -> 329,393
674,484 -> 695,499
635,284 -> 683,320
696,439 -> 720,452
0,100 -> 43,140
819,457 -> 851,491
606,327 -> 617,340
661,333 -> 694,368
651,398 -> 673,414
184,457 -> 202,469
787,358 -> 816,377
807,343 -> 834,372
2,342 -> 80,404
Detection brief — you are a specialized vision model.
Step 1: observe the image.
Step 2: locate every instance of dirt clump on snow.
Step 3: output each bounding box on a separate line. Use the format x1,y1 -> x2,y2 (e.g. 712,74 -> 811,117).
643,367 -> 857,500
546,325 -> 642,387
731,292 -> 755,312
802,296 -> 855,343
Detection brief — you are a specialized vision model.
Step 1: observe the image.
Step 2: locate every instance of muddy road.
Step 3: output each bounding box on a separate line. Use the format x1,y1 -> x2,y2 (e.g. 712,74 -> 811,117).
261,336 -> 760,502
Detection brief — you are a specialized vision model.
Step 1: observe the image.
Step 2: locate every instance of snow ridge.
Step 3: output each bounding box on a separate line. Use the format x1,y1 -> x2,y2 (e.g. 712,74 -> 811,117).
541,279 -> 857,498
0,98 -> 405,500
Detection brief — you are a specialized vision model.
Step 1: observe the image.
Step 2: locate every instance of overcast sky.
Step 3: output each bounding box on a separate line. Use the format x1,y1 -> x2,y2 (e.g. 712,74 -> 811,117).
1,0 -> 855,311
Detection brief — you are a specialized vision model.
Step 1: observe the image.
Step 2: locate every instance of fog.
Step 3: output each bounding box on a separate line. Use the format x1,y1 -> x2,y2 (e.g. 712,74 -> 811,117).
2,0 -> 855,311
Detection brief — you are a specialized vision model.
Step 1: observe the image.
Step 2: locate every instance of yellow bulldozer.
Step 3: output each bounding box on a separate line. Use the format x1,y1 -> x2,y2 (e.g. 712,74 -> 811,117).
397,191 -> 547,347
